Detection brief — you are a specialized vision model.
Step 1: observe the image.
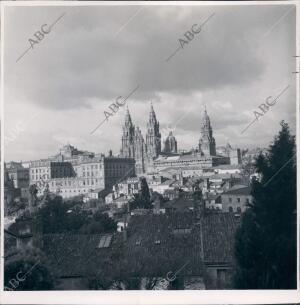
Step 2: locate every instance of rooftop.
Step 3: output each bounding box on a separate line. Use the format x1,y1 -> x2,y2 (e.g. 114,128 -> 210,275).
223,185 -> 251,196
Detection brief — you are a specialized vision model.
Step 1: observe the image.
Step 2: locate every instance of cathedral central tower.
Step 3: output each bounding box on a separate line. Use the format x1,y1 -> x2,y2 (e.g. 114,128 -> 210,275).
146,103 -> 161,159
198,107 -> 216,156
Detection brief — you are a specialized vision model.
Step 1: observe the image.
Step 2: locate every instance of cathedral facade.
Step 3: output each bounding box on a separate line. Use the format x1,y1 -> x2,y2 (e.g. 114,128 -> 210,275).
120,104 -> 161,174
120,104 -> 218,174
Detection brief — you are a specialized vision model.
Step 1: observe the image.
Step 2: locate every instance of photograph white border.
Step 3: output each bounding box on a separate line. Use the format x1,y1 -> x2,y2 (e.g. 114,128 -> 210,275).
0,1 -> 299,304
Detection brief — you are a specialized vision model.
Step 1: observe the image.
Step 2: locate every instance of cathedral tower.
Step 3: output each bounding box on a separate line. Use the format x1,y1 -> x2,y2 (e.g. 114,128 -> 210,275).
120,108 -> 135,158
146,103 -> 161,160
120,108 -> 147,175
133,126 -> 146,174
198,107 -> 216,156
163,131 -> 177,154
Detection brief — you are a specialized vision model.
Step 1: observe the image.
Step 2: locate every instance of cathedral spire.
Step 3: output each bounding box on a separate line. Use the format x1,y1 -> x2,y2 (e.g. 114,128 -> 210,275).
198,107 -> 216,156
124,107 -> 133,126
149,102 -> 157,124
146,103 -> 161,160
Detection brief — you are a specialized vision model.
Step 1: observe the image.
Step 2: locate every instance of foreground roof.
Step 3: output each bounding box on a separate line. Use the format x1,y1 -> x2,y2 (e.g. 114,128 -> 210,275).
125,212 -> 238,276
223,185 -> 251,196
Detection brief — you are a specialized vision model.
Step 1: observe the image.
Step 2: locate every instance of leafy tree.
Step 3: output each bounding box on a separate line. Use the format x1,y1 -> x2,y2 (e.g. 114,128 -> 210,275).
241,154 -> 256,177
129,178 -> 151,210
37,195 -> 116,234
38,195 -> 87,233
80,212 -> 117,234
4,248 -> 55,291
234,121 -> 296,289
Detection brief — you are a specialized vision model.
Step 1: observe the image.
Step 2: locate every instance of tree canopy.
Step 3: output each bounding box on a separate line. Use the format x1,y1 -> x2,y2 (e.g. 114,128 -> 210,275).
34,195 -> 116,234
4,248 -> 55,291
130,178 -> 152,210
234,121 -> 296,289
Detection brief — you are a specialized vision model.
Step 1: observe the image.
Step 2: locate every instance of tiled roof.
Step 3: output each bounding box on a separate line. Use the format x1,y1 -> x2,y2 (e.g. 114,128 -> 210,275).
163,197 -> 194,210
223,186 -> 251,196
42,233 -> 122,278
202,213 -> 237,264
125,212 -> 238,276
16,214 -> 238,279
125,213 -> 203,277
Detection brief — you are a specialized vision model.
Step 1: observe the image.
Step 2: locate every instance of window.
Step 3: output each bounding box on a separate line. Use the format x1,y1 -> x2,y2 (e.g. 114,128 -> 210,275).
246,198 -> 250,204
229,197 -> 232,203
237,197 -> 240,203
229,206 -> 233,213
237,207 -> 242,213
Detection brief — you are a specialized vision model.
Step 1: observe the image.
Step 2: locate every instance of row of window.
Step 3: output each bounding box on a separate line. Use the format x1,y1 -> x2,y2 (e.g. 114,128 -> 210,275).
31,168 -> 49,174
228,197 -> 250,204
82,164 -> 101,170
82,171 -> 102,177
32,174 -> 49,180
228,206 -> 242,213
49,179 -> 102,187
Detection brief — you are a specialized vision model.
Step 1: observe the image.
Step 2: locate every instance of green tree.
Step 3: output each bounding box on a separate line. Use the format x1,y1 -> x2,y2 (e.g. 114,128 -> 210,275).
129,178 -> 151,210
234,121 -> 296,289
80,212 -> 117,234
4,248 -> 55,290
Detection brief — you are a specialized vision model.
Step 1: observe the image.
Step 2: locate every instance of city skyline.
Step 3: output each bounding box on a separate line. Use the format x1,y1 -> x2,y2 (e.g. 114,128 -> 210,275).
3,4 -> 297,162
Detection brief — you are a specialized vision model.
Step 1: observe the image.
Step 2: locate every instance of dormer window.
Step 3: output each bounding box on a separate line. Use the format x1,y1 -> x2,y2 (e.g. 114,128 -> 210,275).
97,235 -> 113,248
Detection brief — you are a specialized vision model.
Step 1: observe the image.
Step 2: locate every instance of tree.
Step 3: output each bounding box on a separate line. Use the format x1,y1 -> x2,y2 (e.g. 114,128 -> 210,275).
4,248 -> 55,290
129,178 -> 152,210
241,154 -> 256,177
234,121 -> 296,289
37,195 -> 118,234
139,177 -> 151,209
80,212 -> 117,234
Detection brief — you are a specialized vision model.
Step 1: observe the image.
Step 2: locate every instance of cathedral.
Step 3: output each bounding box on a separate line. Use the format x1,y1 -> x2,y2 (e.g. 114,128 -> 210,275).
120,104 -> 161,174
120,104 -> 218,174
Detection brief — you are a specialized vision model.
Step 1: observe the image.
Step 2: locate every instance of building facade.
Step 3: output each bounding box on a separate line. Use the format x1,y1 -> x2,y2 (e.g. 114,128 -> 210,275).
5,162 -> 29,189
120,104 -> 161,175
221,185 -> 252,213
28,145 -> 135,198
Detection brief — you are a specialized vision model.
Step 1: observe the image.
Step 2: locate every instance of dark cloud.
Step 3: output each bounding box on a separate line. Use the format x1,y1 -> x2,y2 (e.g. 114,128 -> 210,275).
3,4 -> 296,161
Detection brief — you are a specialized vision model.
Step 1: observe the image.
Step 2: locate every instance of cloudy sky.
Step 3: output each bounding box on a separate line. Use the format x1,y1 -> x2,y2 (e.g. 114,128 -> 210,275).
3,3 -> 297,162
